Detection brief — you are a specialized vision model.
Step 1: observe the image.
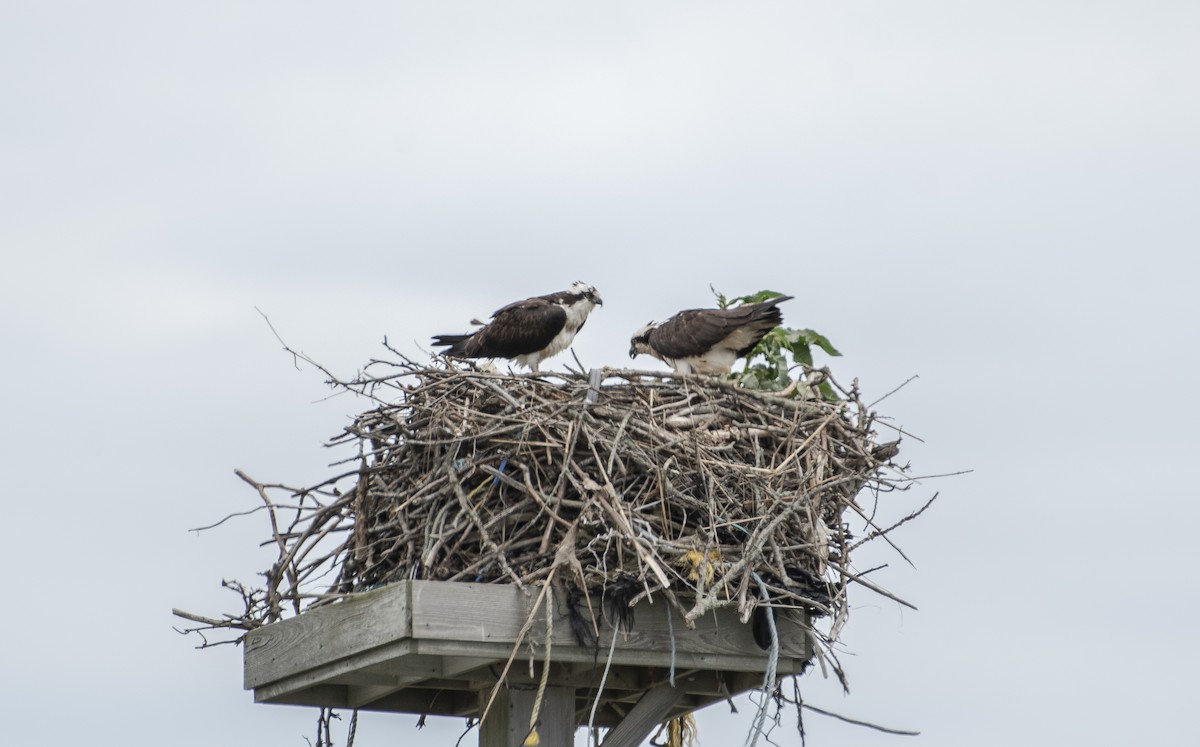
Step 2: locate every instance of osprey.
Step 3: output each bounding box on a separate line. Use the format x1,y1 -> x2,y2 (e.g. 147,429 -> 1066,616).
628,295 -> 792,375
432,281 -> 603,373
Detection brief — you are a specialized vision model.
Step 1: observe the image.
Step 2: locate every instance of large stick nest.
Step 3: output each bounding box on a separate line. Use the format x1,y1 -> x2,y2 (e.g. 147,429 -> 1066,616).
350,367 -> 895,607
179,358 -> 925,676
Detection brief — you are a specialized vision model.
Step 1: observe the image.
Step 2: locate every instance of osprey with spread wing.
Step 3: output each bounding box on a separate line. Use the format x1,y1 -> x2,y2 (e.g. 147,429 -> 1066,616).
432,281 -> 603,373
628,295 -> 792,375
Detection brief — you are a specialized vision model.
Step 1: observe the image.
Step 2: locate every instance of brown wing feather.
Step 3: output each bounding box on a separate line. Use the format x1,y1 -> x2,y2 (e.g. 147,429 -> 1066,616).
466,299 -> 567,357
649,297 -> 789,359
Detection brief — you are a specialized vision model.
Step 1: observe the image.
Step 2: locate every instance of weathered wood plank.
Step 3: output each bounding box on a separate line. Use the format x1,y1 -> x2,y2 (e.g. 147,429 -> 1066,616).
253,639 -> 415,702
342,654 -> 447,708
409,580 -> 808,659
362,686 -> 479,717
412,637 -> 807,675
256,639 -> 804,705
600,683 -> 684,747
343,655 -> 495,707
245,580 -> 813,721
525,663 -> 648,692
261,683 -> 727,729
346,668 -> 457,709
334,654 -> 443,684
248,581 -> 806,690
442,655 -> 500,678
409,580 -> 518,643
245,583 -> 411,688
329,671 -> 402,687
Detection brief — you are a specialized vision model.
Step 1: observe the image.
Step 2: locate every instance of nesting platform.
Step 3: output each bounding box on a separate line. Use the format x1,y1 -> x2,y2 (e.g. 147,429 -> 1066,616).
169,362 -> 918,745
246,580 -> 809,736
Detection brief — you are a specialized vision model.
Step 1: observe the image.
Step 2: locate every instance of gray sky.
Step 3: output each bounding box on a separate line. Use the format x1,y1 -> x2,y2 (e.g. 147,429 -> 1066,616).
3,1 -> 1197,745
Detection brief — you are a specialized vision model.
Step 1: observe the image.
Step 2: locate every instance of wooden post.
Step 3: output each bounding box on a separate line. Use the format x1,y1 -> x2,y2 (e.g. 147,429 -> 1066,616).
479,686 -> 576,747
600,682 -> 684,747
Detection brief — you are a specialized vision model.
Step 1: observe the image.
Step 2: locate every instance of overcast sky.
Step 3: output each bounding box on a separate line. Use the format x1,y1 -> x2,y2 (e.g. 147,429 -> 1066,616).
3,2 -> 1198,745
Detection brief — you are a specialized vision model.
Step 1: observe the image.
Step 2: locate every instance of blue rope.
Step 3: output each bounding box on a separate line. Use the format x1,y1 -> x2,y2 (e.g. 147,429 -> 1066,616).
492,457 -> 509,486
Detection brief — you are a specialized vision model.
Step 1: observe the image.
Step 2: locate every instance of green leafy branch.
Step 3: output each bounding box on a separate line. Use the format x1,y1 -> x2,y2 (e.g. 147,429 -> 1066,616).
713,286 -> 843,401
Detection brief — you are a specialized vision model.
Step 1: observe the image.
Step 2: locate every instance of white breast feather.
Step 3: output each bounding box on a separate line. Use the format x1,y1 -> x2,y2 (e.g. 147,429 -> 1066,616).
677,349 -> 739,375
525,298 -> 597,367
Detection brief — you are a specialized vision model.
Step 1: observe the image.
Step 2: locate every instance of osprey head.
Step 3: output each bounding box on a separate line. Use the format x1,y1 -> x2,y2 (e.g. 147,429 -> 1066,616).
569,281 -> 603,307
629,321 -> 657,359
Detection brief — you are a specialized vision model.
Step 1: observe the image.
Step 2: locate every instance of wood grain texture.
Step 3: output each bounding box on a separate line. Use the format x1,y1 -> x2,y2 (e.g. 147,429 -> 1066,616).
409,580 -> 809,659
412,637 -> 808,676
252,639 -> 415,702
244,583 -> 410,688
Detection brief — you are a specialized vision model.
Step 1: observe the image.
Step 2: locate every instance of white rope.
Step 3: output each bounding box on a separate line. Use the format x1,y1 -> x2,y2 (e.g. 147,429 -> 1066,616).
523,590 -> 554,746
745,572 -> 779,747
666,604 -> 677,688
587,622 -> 621,737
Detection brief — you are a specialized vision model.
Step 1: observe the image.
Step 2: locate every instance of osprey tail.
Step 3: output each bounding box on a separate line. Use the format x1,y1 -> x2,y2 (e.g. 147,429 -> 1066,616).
431,332 -> 477,357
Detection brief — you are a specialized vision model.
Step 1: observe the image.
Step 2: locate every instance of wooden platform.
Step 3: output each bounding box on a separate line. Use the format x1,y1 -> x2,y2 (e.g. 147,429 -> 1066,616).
244,580 -> 810,731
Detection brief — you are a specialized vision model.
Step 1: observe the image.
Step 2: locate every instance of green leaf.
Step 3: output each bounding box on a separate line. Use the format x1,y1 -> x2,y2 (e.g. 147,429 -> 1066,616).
817,380 -> 839,402
792,342 -> 814,367
710,287 -> 845,400
799,329 -> 842,357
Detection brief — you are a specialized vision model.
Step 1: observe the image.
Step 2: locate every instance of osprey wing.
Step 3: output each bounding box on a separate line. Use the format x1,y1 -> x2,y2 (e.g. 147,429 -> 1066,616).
472,298 -> 568,357
648,308 -> 745,359
649,297 -> 791,359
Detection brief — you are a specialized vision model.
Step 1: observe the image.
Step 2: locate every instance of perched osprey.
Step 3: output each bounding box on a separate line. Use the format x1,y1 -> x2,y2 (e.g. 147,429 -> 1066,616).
432,281 -> 603,373
628,295 -> 792,375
